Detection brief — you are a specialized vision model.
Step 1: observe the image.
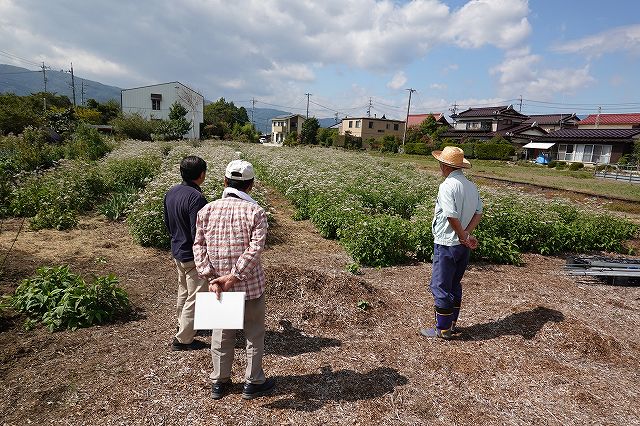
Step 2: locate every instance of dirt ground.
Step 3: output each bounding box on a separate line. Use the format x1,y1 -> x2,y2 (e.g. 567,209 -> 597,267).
1,189 -> 639,426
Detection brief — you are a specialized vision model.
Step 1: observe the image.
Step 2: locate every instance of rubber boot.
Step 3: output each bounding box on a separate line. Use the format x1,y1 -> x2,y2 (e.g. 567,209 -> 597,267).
420,306 -> 454,340
451,302 -> 461,334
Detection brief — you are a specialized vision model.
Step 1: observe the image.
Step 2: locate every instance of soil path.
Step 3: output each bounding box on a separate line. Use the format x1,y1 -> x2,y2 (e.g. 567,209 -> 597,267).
1,190 -> 639,425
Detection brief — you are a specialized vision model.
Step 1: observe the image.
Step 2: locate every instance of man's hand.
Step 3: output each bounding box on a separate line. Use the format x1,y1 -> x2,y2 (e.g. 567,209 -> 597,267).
464,235 -> 478,250
208,274 -> 240,299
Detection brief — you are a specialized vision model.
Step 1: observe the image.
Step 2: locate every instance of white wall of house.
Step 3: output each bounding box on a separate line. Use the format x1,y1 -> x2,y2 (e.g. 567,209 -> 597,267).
121,82 -> 204,139
556,143 -> 612,164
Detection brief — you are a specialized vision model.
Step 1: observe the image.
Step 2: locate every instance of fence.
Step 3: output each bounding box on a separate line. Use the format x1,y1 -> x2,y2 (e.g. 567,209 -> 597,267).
594,164 -> 640,184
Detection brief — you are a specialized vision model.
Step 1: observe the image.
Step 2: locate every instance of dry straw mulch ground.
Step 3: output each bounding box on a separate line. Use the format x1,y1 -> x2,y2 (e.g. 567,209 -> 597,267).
1,191 -> 639,425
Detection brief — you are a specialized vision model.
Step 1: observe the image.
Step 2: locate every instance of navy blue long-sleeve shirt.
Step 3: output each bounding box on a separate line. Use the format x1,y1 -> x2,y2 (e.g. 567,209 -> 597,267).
163,181 -> 208,262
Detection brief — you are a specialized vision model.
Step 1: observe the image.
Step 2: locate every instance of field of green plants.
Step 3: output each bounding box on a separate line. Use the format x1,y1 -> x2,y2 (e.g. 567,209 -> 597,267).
4,139 -> 638,268
238,144 -> 638,266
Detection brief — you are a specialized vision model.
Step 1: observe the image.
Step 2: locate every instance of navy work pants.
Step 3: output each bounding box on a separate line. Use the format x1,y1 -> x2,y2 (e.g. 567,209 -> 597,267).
430,243 -> 470,310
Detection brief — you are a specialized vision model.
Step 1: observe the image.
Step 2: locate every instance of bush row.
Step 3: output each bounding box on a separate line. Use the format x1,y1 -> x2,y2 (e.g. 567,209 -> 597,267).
404,142 -> 515,160
7,141 -> 165,229
126,142 -> 269,249
240,144 -> 638,266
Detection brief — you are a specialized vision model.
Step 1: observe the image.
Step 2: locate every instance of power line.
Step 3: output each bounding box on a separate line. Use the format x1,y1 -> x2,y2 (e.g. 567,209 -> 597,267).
0,49 -> 41,68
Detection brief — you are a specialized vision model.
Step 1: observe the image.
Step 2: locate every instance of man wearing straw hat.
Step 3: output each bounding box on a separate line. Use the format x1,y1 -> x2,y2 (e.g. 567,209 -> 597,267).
421,146 -> 483,340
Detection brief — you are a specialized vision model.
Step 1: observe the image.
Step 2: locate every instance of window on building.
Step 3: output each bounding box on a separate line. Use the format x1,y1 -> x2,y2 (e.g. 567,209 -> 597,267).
355,120 -> 361,128
558,144 -> 574,161
393,123 -> 399,131
386,123 -> 389,129
349,121 -> 353,128
151,93 -> 162,111
368,121 -> 373,129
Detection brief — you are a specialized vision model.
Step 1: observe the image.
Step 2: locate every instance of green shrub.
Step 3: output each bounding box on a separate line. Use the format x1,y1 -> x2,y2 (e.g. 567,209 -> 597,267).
568,162 -> 584,171
555,161 -> 567,169
102,157 -> 161,192
112,113 -> 159,141
338,215 -> 411,266
65,123 -> 112,160
548,160 -> 557,168
459,143 -> 476,159
99,190 -> 138,221
404,142 -> 432,155
474,143 -> 515,160
379,135 -> 399,153
7,265 -> 131,331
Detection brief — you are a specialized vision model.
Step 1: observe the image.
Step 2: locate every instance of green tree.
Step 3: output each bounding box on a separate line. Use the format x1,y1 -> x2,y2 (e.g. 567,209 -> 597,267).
317,128 -> 337,147
169,101 -> 188,120
300,117 -> 320,145
203,98 -> 249,139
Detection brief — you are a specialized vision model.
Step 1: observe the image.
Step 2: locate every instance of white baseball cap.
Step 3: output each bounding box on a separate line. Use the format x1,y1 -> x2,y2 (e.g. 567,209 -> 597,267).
225,160 -> 255,181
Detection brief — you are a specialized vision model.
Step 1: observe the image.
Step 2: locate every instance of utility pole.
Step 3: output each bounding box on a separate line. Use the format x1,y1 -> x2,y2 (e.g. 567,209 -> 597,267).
367,97 -> 372,117
305,93 -> 311,118
519,95 -> 523,112
334,112 -> 339,124
401,88 -> 415,150
449,102 -> 459,125
41,61 -> 48,112
251,98 -> 256,128
595,106 -> 601,128
67,62 -> 76,107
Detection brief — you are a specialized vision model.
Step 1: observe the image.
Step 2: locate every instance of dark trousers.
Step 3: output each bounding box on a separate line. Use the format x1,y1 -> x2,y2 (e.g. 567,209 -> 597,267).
430,243 -> 470,310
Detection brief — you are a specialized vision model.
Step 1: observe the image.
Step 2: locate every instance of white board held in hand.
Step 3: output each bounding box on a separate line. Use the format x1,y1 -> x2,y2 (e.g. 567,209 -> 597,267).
194,292 -> 245,330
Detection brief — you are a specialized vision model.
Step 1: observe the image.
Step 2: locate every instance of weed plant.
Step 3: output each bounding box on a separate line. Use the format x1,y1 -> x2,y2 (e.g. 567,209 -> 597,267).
6,265 -> 131,332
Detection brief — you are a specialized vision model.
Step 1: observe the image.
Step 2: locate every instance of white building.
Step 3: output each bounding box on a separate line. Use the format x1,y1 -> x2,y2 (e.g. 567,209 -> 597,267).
121,82 -> 204,139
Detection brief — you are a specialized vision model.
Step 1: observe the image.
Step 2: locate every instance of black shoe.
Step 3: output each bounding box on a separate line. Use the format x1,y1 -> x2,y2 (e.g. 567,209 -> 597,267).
211,381 -> 232,400
196,329 -> 212,337
242,377 -> 276,400
171,337 -> 207,351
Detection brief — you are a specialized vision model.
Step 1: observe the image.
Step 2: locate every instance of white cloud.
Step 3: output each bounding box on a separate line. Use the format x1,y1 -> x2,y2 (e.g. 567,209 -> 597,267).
259,62 -> 315,82
387,71 -> 407,90
0,0 -> 534,103
552,24 -> 640,57
445,0 -> 531,49
430,83 -> 447,90
491,53 -> 595,99
442,64 -> 459,74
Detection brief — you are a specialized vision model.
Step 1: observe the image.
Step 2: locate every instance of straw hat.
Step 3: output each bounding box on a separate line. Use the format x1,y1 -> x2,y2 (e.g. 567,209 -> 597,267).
432,146 -> 471,169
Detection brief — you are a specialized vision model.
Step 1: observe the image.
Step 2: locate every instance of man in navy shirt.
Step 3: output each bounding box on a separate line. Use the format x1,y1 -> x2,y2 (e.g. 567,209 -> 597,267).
163,156 -> 209,351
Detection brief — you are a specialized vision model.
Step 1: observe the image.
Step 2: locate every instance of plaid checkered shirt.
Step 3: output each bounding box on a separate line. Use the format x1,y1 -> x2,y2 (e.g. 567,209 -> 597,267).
193,197 -> 268,300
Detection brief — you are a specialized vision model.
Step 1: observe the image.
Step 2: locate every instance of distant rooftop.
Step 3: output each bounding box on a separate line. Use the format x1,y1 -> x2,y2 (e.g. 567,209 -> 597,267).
579,113 -> 640,126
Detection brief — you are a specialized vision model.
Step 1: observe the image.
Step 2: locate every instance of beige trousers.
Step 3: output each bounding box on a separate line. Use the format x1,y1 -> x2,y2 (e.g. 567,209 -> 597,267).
174,259 -> 208,344
210,293 -> 266,385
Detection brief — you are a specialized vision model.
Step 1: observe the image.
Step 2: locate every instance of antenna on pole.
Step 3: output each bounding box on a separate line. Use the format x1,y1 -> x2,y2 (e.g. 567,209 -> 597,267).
402,88 -> 416,150
367,97 -> 372,117
305,93 -> 312,118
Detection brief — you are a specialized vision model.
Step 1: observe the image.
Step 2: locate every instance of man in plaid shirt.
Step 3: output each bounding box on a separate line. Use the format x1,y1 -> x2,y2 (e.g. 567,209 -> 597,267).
193,159 -> 275,401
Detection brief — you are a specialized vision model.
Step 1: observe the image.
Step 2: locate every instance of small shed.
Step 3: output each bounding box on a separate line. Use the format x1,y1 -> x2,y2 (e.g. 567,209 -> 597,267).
523,141 -> 556,164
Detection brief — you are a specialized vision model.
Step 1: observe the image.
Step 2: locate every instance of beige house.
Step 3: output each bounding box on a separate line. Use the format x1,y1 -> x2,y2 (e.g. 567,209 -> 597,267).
271,114 -> 306,144
339,116 -> 405,141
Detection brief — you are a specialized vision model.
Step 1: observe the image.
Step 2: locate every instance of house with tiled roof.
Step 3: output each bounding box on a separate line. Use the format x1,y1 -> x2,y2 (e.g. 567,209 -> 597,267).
543,128 -> 640,164
577,113 -> 640,129
442,105 -> 546,145
407,113 -> 450,128
522,113 -> 580,132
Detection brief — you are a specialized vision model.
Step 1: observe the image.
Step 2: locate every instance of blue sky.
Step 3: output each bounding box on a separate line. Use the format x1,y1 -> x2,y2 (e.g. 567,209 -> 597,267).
1,0 -> 639,120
